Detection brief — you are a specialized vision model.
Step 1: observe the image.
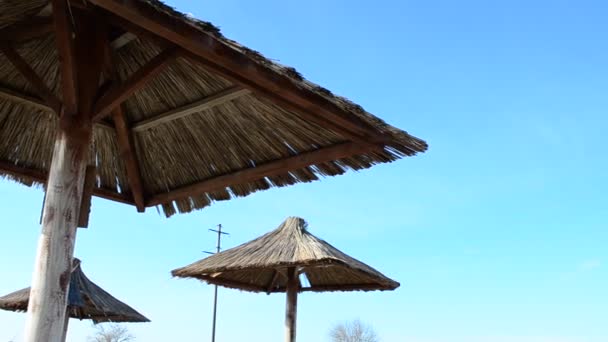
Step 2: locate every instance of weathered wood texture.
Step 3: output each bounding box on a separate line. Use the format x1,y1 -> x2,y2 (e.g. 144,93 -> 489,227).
24,2 -> 101,341
285,267 -> 298,342
24,123 -> 91,342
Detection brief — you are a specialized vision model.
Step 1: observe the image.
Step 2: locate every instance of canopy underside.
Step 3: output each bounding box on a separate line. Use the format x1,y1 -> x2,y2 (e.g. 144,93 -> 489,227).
0,0 -> 427,217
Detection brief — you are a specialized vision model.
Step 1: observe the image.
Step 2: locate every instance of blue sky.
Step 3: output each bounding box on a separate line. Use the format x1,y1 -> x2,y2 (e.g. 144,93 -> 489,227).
1,0 -> 607,341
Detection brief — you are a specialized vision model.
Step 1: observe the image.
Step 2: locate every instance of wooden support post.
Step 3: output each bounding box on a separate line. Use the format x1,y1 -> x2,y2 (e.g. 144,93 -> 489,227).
24,2 -> 100,341
285,267 -> 298,342
23,117 -> 92,342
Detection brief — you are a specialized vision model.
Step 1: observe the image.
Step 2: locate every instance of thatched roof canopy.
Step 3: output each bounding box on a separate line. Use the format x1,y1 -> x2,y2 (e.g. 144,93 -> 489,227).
0,259 -> 149,323
172,217 -> 400,293
0,0 -> 427,217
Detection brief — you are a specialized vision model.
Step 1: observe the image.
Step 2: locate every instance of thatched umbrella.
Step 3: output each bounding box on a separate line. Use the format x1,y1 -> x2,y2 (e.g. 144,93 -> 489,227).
172,217 -> 400,342
0,1 -> 425,340
0,258 -> 149,341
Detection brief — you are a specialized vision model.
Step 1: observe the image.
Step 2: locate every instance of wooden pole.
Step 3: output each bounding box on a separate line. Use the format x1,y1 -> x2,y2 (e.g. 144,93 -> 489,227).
23,118 -> 92,342
285,267 -> 298,342
24,3 -> 102,340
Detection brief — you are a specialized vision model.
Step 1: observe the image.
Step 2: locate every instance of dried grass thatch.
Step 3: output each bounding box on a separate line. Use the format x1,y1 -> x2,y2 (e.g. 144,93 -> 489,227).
172,217 -> 400,293
0,0 -> 427,217
0,259 -> 149,323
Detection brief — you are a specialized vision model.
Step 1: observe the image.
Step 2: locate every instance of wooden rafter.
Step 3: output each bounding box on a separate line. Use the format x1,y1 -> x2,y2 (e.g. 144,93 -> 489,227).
0,85 -> 115,129
146,141 -> 373,206
103,32 -> 147,212
0,159 -> 134,205
0,46 -> 61,113
92,47 -> 179,122
0,16 -> 53,43
112,106 -> 146,212
0,86 -> 51,112
110,31 -> 137,50
87,0 -> 391,148
132,86 -> 250,132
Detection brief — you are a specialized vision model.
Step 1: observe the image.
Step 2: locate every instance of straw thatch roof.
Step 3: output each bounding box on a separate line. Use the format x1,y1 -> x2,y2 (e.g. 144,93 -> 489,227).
172,217 -> 400,293
0,0 -> 427,216
0,259 -> 149,323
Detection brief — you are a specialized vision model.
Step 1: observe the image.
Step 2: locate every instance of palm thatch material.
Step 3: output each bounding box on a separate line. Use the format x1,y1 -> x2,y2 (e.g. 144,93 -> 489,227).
172,217 -> 398,342
0,0 -> 427,217
0,259 -> 149,324
172,217 -> 399,292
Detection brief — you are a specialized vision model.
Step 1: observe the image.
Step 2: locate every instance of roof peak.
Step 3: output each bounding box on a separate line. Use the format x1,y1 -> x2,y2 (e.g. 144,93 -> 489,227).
281,216 -> 308,232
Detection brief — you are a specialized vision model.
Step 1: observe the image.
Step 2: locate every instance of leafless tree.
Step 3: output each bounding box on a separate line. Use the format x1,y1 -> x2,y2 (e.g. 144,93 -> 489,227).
329,319 -> 379,342
87,323 -> 134,342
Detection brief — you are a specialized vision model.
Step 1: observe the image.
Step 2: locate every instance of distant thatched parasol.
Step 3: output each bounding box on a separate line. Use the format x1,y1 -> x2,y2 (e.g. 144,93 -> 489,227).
172,217 -> 399,342
0,258 -> 149,341
0,1 -> 425,340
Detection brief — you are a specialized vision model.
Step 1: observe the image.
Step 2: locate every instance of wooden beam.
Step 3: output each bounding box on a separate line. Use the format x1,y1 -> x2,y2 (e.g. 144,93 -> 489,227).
146,141 -> 372,206
110,31 -> 137,50
87,0 -> 390,147
0,159 -> 134,205
0,86 -> 51,112
77,166 -> 96,228
0,87 -> 114,129
52,0 -> 78,115
112,106 -> 146,211
92,47 -> 179,122
0,46 -> 62,113
132,86 -> 250,132
0,17 -> 54,43
74,12 -> 108,116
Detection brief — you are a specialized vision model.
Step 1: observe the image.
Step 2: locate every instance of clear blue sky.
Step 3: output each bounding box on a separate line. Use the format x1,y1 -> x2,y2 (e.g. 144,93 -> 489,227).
1,0 -> 607,341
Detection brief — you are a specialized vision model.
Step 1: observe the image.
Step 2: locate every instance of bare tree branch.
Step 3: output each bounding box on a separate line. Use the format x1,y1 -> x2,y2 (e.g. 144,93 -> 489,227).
329,319 -> 379,342
87,323 -> 135,342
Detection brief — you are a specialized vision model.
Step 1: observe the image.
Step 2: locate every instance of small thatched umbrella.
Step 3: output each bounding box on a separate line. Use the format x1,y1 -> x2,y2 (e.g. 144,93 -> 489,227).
172,217 -> 399,342
0,258 -> 149,341
0,1 -> 426,340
